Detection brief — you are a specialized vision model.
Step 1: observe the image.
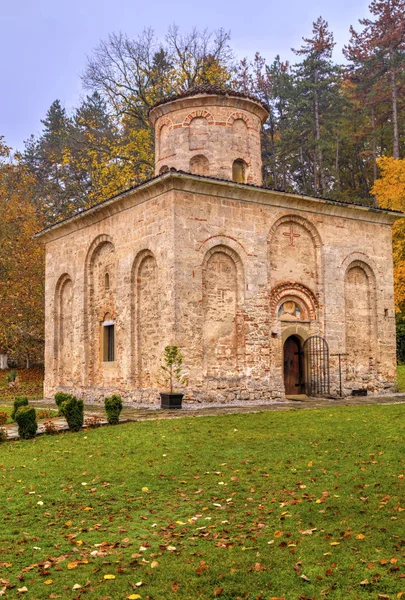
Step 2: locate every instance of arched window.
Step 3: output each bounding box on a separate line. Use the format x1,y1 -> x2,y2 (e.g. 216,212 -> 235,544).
190,154 -> 209,176
105,272 -> 110,292
232,159 -> 247,183
159,165 -> 169,174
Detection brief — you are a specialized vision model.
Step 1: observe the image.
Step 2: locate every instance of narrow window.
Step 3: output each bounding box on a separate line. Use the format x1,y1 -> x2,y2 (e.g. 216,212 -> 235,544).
232,159 -> 246,183
103,322 -> 115,362
105,272 -> 110,292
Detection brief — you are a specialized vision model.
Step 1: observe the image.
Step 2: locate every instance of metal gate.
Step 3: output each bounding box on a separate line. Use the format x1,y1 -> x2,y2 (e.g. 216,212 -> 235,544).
303,335 -> 330,396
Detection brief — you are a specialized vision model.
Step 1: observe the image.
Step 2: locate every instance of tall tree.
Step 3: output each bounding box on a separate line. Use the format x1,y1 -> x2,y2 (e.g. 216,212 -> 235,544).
344,0 -> 405,159
292,17 -> 340,195
0,139 -> 44,366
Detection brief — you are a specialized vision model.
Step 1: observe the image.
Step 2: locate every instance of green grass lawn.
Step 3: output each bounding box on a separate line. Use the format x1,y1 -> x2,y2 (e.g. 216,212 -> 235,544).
397,364 -> 405,392
0,405 -> 404,599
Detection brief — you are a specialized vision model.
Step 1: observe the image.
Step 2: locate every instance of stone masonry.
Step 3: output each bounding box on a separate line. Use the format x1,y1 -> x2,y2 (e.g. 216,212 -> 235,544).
36,87 -> 401,405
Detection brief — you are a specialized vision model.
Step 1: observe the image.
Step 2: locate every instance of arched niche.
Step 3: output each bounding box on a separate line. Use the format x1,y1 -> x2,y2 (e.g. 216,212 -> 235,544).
54,273 -> 74,385
268,215 -> 323,303
189,116 -> 209,150
131,249 -> 159,387
232,118 -> 249,154
344,259 -> 377,376
190,154 -> 209,176
84,235 -> 116,384
202,245 -> 245,377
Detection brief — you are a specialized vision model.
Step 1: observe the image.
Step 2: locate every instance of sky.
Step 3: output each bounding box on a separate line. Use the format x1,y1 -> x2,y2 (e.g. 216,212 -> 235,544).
0,0 -> 371,151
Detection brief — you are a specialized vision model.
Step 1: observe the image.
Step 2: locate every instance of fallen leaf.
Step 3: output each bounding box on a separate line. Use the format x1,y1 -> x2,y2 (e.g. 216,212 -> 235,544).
44,579 -> 53,585
17,587 -> 28,593
301,574 -> 311,582
67,561 -> 79,570
151,561 -> 158,568
359,579 -> 369,585
214,589 -> 223,597
72,584 -> 82,590
356,534 -> 365,540
330,542 -> 340,546
127,595 -> 141,600
104,574 -> 116,580
141,487 -> 149,492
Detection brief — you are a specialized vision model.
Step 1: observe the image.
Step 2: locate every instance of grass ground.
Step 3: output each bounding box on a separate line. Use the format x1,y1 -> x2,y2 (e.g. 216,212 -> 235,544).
0,405 -> 404,599
396,364 -> 405,392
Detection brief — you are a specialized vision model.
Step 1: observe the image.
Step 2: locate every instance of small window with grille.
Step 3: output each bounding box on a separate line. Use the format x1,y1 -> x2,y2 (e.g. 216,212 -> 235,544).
102,319 -> 115,362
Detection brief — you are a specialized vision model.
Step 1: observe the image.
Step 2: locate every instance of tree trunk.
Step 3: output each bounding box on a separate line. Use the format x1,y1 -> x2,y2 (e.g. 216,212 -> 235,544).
391,66 -> 400,159
371,106 -> 377,182
335,132 -> 340,191
314,84 -> 325,193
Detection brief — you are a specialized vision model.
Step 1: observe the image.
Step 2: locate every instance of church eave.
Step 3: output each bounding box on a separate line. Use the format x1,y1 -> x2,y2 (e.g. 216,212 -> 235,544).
35,170 -> 403,242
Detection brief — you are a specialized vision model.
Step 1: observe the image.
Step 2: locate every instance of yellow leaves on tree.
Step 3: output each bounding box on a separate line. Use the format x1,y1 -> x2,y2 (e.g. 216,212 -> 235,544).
0,139 -> 44,364
372,156 -> 405,310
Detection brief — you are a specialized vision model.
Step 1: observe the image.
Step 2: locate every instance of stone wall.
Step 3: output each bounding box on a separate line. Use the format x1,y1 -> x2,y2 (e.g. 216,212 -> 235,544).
40,173 -> 399,405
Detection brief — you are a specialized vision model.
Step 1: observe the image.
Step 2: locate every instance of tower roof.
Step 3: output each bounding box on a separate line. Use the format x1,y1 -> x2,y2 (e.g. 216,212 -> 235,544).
149,85 -> 270,114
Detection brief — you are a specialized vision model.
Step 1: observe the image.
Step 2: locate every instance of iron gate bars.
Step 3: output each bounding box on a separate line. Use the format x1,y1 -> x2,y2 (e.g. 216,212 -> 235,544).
303,335 -> 330,396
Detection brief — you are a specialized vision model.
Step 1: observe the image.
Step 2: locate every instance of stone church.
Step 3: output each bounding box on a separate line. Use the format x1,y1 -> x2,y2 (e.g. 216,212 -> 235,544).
36,86 -> 400,404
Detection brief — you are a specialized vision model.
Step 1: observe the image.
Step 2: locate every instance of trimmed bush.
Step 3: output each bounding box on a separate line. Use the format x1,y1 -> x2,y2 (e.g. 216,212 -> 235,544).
60,396 -> 84,432
54,392 -> 73,415
104,395 -> 122,425
15,405 -> 37,439
11,397 -> 28,421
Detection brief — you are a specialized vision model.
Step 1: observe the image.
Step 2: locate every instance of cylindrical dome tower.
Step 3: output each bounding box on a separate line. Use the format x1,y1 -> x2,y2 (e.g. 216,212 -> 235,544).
149,86 -> 269,186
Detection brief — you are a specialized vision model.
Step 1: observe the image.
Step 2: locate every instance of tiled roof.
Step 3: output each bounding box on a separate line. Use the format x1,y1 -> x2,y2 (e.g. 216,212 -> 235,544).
149,85 -> 270,113
35,168 -> 403,238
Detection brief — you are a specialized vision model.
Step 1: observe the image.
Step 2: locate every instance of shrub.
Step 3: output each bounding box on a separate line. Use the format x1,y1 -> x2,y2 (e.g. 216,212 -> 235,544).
54,392 -> 72,415
104,395 -> 122,425
0,428 -> 7,443
60,396 -> 84,432
11,397 -> 28,421
0,411 -> 8,426
7,369 -> 17,383
15,405 -> 37,439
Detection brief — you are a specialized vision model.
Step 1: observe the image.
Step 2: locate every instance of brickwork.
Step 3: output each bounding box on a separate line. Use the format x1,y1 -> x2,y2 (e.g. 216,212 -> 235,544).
38,91 -> 400,405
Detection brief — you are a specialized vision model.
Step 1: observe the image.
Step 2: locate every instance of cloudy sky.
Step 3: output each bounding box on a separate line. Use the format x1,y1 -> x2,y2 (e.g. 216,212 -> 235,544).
1,0 -> 370,150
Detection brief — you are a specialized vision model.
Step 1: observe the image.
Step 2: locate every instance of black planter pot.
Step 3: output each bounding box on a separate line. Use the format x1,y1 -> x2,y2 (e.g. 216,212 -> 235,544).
160,392 -> 184,409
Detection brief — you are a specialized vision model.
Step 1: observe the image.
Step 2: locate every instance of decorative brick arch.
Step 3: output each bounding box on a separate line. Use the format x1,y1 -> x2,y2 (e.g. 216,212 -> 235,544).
156,117 -> 173,136
340,252 -> 377,284
183,110 -> 214,127
270,281 -> 318,321
227,111 -> 252,128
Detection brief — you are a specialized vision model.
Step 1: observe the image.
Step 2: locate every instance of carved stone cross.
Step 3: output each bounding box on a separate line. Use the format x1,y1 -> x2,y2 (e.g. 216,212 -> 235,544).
283,224 -> 300,247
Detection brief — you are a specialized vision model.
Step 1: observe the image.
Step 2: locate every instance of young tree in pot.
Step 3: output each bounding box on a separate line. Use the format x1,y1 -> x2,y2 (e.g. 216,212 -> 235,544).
158,345 -> 188,409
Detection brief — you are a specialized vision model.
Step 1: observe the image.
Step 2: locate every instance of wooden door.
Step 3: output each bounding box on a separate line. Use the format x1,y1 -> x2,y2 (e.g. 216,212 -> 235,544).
284,336 -> 301,395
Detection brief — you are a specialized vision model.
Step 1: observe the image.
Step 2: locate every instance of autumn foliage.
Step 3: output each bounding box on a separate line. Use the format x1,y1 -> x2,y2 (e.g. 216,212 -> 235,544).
0,139 -> 44,365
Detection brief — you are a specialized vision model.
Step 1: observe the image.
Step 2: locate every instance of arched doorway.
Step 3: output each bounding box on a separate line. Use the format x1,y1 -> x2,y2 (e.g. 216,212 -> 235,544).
283,335 -> 303,395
